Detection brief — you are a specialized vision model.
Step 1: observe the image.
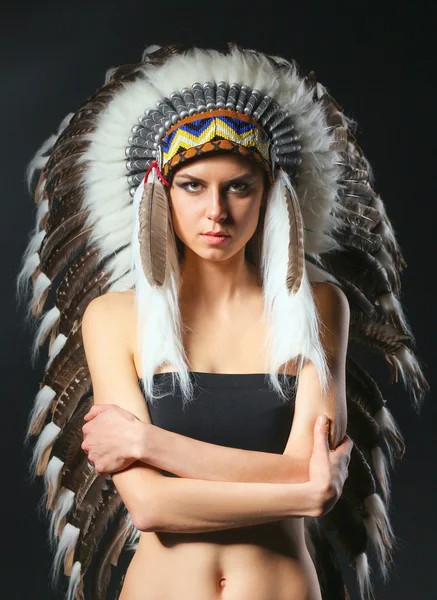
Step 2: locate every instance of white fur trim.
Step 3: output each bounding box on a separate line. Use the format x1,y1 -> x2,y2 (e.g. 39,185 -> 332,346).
261,169 -> 330,394
32,270 -> 51,307
30,422 -> 61,477
26,112 -> 74,191
371,446 -> 391,503
374,405 -> 404,466
31,305 -> 61,363
379,291 -> 412,336
51,523 -> 80,585
386,345 -> 426,407
46,333 -> 67,370
66,561 -> 82,600
356,552 -> 372,600
26,384 -> 57,439
130,176 -> 194,406
49,488 -> 75,541
141,44 -> 162,61
363,493 -> 394,580
44,455 -> 64,509
16,251 -> 41,305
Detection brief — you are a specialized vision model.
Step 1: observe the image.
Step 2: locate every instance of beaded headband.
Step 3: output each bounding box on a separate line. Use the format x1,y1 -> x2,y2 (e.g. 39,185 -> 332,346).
125,81 -> 303,192
160,109 -> 273,183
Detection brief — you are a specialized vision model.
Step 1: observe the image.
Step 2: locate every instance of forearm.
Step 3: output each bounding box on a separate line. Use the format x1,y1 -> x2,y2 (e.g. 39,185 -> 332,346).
141,475 -> 318,533
141,424 -> 309,484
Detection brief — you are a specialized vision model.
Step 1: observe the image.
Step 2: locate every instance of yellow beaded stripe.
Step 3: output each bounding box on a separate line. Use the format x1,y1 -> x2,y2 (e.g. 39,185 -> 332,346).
160,109 -> 273,180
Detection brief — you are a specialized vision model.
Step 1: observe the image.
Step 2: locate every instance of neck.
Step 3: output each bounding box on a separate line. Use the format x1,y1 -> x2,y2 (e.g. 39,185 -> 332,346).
179,247 -> 260,315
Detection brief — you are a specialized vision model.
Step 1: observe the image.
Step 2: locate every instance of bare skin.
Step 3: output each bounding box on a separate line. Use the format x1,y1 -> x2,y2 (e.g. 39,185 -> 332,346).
81,153 -> 351,600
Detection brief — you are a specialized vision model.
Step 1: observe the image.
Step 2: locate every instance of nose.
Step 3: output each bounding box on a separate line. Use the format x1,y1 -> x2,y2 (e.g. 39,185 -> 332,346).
205,186 -> 228,222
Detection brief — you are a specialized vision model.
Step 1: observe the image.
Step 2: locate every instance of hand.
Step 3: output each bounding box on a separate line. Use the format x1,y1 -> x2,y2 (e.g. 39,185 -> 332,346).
81,404 -> 145,476
308,415 -> 353,517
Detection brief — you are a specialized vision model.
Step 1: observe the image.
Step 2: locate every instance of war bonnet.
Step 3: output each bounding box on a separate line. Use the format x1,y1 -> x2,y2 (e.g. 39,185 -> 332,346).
18,42 -> 429,600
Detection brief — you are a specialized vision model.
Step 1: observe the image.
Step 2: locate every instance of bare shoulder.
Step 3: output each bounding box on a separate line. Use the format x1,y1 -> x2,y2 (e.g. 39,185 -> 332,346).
310,281 -> 350,363
82,289 -> 136,350
311,281 -> 349,315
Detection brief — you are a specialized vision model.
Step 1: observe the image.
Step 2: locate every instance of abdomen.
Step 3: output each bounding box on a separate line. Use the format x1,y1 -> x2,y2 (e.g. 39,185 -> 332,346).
118,520 -> 321,600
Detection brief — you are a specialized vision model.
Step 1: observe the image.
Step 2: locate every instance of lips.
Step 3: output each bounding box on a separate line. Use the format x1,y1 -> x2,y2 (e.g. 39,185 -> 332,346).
203,231 -> 229,237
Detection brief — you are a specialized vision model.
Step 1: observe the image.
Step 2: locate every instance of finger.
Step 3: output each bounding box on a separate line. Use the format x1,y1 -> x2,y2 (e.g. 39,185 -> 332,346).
313,415 -> 330,453
332,434 -> 354,460
336,434 -> 353,454
344,435 -> 354,454
84,405 -> 106,421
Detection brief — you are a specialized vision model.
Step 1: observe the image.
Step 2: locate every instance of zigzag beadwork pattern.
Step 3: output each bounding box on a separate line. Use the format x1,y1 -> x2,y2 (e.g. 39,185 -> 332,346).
162,139 -> 271,179
160,110 -> 272,179
126,83 -> 303,195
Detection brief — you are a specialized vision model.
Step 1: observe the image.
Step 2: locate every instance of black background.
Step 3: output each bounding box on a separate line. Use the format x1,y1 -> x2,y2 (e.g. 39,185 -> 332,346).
2,1 -> 436,599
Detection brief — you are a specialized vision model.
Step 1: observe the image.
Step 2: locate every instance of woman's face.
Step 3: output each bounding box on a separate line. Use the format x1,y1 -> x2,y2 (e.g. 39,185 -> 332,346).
169,153 -> 266,262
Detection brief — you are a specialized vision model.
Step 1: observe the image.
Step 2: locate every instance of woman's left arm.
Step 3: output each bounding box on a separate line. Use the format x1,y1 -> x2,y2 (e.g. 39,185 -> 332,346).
85,282 -> 349,484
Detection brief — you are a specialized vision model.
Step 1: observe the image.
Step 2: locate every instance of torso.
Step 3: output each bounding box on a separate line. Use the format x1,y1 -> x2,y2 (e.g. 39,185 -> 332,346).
117,284 -> 322,600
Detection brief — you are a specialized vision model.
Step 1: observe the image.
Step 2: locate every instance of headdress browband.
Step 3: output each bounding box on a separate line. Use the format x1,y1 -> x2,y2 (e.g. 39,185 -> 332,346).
125,81 -> 303,192
160,109 -> 273,183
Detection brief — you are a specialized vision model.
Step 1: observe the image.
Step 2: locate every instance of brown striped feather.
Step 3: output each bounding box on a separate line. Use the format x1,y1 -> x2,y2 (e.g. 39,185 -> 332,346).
138,178 -> 168,286
284,184 -> 305,294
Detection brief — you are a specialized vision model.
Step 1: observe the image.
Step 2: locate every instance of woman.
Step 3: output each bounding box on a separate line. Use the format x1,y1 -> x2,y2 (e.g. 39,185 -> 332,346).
18,44 -> 428,600
80,151 -> 352,600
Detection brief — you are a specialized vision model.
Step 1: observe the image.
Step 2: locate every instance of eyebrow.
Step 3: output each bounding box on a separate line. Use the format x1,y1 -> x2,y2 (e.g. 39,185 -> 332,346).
174,172 -> 257,184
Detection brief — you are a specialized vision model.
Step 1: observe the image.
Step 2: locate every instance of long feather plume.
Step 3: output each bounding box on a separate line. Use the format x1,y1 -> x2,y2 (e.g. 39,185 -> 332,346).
284,178 -> 305,294
138,169 -> 168,287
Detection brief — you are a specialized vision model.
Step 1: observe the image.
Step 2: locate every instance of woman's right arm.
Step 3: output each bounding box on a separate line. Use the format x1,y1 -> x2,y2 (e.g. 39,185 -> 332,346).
81,294 -> 351,534
134,416 -> 350,533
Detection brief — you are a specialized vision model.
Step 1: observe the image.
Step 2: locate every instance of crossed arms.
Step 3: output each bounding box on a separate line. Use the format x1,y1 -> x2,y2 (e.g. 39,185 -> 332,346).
81,282 -> 351,533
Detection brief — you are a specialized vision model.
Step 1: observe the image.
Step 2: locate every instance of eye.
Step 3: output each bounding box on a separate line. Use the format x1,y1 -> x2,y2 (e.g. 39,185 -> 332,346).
228,182 -> 254,195
178,182 -> 203,193
229,183 -> 248,193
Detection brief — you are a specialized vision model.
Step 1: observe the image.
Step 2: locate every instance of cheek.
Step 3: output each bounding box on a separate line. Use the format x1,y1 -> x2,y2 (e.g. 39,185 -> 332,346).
169,197 -> 198,241
237,196 -> 263,234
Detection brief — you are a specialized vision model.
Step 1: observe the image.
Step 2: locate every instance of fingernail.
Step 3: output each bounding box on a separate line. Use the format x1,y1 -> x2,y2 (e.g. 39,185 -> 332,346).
318,415 -> 328,426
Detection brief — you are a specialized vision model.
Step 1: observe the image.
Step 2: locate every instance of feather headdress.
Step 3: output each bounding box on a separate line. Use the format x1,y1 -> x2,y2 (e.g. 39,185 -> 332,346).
17,43 -> 429,599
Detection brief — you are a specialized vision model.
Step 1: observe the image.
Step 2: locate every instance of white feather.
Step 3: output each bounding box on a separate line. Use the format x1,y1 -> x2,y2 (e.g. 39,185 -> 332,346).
26,112 -> 74,191
130,176 -> 194,407
386,345 -> 427,408
31,270 -> 51,310
31,305 -> 60,363
51,523 -> 80,585
372,446 -> 391,503
261,169 -> 330,397
30,422 -> 61,477
44,455 -> 64,510
16,251 -> 41,309
26,384 -> 57,440
49,487 -> 75,541
379,291 -> 412,336
374,405 -> 404,466
66,561 -> 82,600
356,552 -> 373,600
363,493 -> 394,580
45,333 -> 67,370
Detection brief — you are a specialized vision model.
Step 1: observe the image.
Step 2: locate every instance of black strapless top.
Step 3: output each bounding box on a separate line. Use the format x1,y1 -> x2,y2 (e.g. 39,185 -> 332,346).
138,373 -> 297,477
